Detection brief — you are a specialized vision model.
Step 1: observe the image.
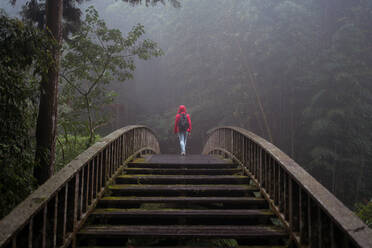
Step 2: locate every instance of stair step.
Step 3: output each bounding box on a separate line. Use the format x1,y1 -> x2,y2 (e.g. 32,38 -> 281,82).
76,155 -> 288,247
108,185 -> 259,197
78,225 -> 288,239
127,162 -> 238,169
98,196 -> 267,209
92,209 -> 273,217
123,168 -> 242,175
90,209 -> 274,225
78,246 -> 287,248
116,175 -> 250,184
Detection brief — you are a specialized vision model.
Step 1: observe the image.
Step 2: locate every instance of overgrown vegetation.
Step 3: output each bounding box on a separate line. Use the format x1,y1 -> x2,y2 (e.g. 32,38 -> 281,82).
60,6 -> 162,146
0,4 -> 161,218
1,0 -> 372,230
0,10 -> 53,218
355,201 -> 372,228
55,134 -> 100,171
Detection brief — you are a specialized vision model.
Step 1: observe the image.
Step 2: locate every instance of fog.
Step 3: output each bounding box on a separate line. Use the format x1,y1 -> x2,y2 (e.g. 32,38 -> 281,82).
84,0 -> 269,154
93,0 -> 372,207
2,0 -> 371,207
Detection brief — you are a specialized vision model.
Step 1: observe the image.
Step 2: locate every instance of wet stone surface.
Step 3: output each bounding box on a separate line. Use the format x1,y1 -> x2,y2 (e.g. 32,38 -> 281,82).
146,154 -> 229,164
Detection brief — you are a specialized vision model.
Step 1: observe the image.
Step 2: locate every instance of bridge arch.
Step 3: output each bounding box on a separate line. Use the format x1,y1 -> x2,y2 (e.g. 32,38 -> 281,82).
1,125 -> 371,247
203,126 -> 372,248
0,126 -> 159,248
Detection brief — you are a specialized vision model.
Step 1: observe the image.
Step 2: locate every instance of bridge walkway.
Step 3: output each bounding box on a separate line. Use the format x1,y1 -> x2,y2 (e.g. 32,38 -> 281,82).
77,154 -> 288,247
1,126 -> 371,248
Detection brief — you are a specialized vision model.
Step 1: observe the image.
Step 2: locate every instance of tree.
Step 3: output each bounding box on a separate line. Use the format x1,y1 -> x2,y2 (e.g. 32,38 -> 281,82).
15,0 -> 181,39
34,0 -> 63,185
122,0 -> 181,8
107,0 -> 372,207
14,0 -> 86,39
60,6 -> 162,146
0,11 -> 52,217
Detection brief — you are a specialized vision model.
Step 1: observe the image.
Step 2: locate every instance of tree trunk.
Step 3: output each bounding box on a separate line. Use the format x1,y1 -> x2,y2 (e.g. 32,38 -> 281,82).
85,94 -> 94,146
34,0 -> 63,185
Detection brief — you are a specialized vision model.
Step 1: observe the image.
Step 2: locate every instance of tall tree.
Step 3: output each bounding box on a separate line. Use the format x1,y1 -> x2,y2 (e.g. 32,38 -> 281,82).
34,0 -> 63,185
59,6 -> 162,146
0,10 -> 52,218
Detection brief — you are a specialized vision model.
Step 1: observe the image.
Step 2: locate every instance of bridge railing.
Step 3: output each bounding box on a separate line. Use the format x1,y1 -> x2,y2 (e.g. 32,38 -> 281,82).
0,125 -> 160,248
203,126 -> 372,248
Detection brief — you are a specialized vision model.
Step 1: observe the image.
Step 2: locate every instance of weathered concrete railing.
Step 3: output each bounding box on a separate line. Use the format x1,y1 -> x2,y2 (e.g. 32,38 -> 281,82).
203,126 -> 372,248
0,125 -> 160,248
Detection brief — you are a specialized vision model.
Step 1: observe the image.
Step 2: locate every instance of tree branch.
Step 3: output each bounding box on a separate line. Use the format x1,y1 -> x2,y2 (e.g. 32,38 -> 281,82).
60,73 -> 86,96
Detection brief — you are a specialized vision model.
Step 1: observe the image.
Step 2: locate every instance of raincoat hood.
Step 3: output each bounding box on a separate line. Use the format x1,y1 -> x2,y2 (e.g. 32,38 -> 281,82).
178,105 -> 187,113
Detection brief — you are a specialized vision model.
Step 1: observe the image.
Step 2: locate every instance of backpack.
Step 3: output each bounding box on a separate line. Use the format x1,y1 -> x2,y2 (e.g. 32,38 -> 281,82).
178,113 -> 189,132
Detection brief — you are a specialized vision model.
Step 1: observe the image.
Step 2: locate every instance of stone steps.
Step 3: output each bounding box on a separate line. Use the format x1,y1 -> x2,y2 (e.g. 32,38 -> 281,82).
77,154 -> 288,247
116,175 -> 250,185
108,184 -> 259,197
90,209 -> 274,225
127,162 -> 238,169
123,168 -> 242,175
98,196 -> 267,209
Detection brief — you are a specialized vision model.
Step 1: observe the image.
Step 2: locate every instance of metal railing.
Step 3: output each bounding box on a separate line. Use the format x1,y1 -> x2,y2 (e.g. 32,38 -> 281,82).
203,126 -> 372,248
0,125 -> 160,248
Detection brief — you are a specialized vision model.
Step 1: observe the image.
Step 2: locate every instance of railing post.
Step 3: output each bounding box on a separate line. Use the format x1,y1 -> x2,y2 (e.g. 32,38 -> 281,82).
289,180 -> 300,233
0,126 -> 160,248
300,188 -> 309,245
42,206 -> 47,248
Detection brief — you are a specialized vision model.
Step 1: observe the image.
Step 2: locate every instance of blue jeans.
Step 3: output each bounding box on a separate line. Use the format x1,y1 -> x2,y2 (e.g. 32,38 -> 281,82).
178,131 -> 188,154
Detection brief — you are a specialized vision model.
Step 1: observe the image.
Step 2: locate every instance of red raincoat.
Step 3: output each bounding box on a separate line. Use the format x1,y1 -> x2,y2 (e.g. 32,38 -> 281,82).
174,105 -> 192,134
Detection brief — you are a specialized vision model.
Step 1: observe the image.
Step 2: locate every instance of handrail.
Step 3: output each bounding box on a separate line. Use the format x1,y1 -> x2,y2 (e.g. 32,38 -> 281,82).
0,125 -> 160,248
203,126 -> 372,248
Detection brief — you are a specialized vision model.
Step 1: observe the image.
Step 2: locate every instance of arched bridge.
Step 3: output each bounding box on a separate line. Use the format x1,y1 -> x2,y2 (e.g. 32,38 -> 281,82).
0,126 -> 371,247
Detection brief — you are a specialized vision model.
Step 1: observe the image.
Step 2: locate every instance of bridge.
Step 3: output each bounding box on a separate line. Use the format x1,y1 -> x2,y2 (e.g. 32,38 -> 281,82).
0,126 -> 371,247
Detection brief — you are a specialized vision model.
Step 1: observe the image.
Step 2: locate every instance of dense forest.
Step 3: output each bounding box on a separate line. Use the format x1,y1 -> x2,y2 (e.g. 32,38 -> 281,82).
1,0 -> 371,227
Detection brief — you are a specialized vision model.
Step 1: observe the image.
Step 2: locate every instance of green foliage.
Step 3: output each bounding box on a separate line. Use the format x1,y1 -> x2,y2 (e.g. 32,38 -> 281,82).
122,0 -> 181,8
60,6 -> 162,146
55,134 -> 100,171
355,201 -> 372,228
0,12 -> 53,218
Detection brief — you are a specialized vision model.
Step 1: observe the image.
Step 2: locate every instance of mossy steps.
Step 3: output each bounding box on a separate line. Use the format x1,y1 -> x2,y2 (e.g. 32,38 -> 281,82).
77,154 -> 288,247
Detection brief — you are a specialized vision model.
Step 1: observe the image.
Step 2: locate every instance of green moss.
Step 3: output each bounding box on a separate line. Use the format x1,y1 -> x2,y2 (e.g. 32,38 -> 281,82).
259,209 -> 274,215
271,217 -> 285,227
95,208 -> 123,212
32,197 -> 47,204
117,175 -> 138,178
105,188 -> 113,196
102,196 -> 137,200
138,203 -> 168,210
253,191 -> 262,197
132,158 -> 147,163
355,201 -> 372,228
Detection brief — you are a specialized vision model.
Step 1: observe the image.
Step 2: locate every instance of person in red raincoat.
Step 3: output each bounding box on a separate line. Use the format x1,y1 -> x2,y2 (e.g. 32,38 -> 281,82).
174,105 -> 192,155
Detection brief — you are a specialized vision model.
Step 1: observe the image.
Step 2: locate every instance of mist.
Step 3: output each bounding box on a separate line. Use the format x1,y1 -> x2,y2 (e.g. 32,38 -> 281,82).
2,0 -> 371,209
87,0 -> 372,207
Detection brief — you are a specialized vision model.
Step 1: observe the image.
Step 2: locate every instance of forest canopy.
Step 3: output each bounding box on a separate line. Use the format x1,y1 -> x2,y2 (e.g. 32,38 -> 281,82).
0,2 -> 161,218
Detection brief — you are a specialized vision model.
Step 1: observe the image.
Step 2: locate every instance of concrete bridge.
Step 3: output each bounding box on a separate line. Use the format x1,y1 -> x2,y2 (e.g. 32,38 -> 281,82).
0,126 -> 371,247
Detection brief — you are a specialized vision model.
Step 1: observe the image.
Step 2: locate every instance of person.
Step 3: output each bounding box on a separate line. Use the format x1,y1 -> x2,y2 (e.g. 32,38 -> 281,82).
174,105 -> 192,155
